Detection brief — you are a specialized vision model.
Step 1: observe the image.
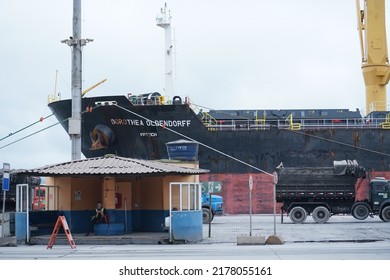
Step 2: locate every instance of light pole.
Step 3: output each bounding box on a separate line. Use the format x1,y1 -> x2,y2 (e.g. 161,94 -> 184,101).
249,175 -> 253,236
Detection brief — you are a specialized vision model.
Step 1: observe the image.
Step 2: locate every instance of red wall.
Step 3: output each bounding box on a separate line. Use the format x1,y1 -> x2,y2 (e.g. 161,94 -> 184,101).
200,173 -> 277,214
201,171 -> 389,214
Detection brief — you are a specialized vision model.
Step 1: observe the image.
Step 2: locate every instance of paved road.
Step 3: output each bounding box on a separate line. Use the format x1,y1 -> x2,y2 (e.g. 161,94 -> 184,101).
1,214 -> 389,260
203,214 -> 390,243
1,240 -> 390,260
1,214 -> 389,280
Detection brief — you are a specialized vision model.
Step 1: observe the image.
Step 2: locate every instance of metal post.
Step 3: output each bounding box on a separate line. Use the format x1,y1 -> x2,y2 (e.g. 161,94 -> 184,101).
187,184 -> 190,211
169,183 -> 172,243
16,185 -> 19,212
1,191 -> 5,237
20,185 -> 23,211
249,175 -> 253,236
61,0 -> 92,160
124,197 -> 127,233
198,183 -> 202,211
46,186 -> 50,211
273,182 -> 276,235
70,0 -> 82,160
273,171 -> 278,235
26,184 -> 30,244
208,193 -> 212,238
179,184 -> 182,211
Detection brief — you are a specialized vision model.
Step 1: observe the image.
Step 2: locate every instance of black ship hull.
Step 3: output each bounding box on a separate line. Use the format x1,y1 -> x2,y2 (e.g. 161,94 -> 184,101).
48,95 -> 390,214
48,95 -> 390,173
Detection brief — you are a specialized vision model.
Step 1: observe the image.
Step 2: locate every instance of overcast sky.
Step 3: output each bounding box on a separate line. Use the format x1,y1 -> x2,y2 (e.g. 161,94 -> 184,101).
0,0 -> 389,169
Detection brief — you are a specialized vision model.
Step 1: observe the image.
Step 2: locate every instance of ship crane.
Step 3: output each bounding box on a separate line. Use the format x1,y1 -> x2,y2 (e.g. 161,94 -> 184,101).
356,0 -> 390,114
82,79 -> 107,96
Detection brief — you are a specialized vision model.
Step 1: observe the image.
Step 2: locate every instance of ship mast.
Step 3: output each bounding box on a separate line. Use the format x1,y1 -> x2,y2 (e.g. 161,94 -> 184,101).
356,0 -> 390,114
61,0 -> 93,160
156,3 -> 175,97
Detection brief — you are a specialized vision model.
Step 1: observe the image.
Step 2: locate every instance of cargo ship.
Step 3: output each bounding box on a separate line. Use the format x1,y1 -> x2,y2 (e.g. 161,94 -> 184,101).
48,1 -> 390,214
49,94 -> 390,172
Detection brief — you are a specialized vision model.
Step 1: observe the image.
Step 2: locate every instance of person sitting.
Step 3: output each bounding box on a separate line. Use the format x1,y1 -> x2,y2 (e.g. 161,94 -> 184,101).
85,201 -> 107,236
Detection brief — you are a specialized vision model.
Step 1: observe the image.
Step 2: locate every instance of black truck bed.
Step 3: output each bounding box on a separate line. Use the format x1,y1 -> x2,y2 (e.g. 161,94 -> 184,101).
275,160 -> 366,202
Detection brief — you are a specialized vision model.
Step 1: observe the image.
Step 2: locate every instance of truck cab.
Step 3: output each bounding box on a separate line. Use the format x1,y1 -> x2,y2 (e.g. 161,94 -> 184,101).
369,178 -> 390,221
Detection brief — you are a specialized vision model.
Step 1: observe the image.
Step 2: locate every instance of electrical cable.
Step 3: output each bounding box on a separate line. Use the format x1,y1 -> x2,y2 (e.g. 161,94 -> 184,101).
0,114 -> 54,142
0,122 -> 61,150
0,105 -> 99,151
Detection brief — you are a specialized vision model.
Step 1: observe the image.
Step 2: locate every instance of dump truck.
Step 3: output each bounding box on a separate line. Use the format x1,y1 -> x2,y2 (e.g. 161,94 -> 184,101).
275,160 -> 390,223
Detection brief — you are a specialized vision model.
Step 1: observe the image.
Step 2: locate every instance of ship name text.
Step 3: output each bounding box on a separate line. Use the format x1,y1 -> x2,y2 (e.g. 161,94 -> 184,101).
111,118 -> 191,127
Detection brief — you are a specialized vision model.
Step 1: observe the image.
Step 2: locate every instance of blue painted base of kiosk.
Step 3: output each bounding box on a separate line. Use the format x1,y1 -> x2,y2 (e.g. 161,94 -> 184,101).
15,212 -> 27,243
171,210 -> 202,242
94,223 -> 125,236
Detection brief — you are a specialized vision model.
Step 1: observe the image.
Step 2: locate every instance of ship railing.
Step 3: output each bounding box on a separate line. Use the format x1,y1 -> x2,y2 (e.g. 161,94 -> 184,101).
205,117 -> 388,131
129,95 -> 167,106
381,113 -> 390,129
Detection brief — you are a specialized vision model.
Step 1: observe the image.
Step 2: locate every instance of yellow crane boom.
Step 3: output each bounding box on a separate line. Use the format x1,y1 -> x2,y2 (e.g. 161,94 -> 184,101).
48,77 -> 107,104
82,78 -> 107,96
356,0 -> 390,114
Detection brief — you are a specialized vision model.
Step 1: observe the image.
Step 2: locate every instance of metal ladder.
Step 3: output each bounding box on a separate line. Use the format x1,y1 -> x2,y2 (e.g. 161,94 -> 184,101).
47,216 -> 76,249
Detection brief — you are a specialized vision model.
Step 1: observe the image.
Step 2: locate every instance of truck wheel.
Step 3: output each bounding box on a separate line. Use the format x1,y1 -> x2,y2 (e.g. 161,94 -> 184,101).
380,206 -> 390,222
289,206 -> 307,223
312,206 -> 330,224
352,203 -> 369,220
202,208 -> 213,224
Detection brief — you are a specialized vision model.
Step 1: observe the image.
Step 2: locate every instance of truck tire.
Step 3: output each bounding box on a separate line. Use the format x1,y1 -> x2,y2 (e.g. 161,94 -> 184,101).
312,206 -> 330,224
380,206 -> 390,222
289,206 -> 307,223
202,208 -> 213,224
352,203 -> 369,220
